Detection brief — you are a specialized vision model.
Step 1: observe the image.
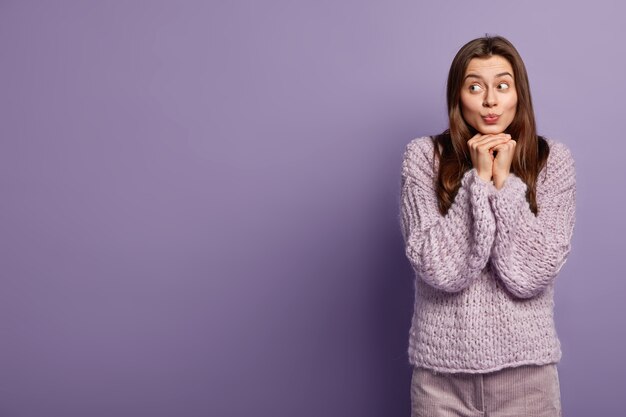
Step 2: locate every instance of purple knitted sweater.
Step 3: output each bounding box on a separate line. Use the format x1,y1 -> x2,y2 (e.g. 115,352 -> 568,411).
399,135 -> 576,374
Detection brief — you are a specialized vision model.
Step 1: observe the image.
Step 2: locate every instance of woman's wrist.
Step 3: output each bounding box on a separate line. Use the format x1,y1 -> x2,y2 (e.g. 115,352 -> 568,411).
492,171 -> 510,190
476,169 -> 492,184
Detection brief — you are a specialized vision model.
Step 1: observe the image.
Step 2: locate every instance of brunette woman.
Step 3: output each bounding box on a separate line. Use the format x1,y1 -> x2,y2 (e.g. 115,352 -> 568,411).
400,34 -> 575,416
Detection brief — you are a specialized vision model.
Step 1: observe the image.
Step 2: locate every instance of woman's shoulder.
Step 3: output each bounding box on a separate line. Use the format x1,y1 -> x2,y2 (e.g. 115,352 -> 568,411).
404,135 -> 435,155
403,135 -> 441,164
401,135 -> 437,180
539,137 -> 576,186
543,137 -> 575,168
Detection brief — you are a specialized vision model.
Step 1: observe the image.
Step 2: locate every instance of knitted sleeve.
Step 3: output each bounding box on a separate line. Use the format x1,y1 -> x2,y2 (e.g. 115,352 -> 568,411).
488,142 -> 576,299
400,137 -> 496,293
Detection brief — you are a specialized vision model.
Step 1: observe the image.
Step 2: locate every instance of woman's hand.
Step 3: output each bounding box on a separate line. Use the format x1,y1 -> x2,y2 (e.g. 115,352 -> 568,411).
491,138 -> 516,189
467,133 -> 512,183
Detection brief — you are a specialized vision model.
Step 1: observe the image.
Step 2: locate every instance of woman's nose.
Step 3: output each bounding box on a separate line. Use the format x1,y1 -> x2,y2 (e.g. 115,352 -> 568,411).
483,89 -> 497,107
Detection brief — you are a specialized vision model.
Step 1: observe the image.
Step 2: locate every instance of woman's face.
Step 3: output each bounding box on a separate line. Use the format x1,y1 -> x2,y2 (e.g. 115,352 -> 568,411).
459,55 -> 518,135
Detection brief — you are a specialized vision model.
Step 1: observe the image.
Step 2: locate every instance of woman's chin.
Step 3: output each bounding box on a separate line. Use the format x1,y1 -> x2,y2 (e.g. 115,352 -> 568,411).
466,121 -> 507,136
478,126 -> 506,135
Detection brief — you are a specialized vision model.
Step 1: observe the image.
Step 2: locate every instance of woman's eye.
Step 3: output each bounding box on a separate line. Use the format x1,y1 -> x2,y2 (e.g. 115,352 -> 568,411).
469,85 -> 482,92
498,82 -> 510,89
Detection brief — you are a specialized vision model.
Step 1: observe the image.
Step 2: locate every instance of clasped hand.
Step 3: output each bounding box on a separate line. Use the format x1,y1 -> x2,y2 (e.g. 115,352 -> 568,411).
467,133 -> 516,190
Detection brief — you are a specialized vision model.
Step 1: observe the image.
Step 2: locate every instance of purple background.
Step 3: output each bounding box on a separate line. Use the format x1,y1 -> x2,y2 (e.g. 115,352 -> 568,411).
1,1 -> 624,416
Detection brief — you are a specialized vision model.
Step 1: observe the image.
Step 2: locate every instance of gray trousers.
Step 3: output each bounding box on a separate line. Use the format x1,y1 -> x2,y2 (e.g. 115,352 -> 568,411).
411,363 -> 562,417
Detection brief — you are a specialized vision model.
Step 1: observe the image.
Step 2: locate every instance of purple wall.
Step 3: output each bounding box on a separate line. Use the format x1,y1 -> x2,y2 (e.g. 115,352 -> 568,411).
1,1 -> 624,416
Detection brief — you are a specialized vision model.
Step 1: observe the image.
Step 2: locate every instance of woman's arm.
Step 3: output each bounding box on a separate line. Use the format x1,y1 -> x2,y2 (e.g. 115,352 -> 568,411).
488,142 -> 576,299
400,137 -> 496,293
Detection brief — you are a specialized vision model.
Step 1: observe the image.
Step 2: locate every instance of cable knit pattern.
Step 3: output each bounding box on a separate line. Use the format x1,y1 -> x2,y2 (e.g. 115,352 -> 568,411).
399,136 -> 576,374
400,139 -> 496,292
489,144 -> 576,298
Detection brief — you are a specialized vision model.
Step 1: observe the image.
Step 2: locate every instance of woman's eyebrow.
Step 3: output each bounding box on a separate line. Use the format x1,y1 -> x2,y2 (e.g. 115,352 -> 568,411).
464,72 -> 514,80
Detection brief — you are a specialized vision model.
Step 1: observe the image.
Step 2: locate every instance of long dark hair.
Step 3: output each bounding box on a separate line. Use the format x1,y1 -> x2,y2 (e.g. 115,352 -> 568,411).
434,34 -> 549,216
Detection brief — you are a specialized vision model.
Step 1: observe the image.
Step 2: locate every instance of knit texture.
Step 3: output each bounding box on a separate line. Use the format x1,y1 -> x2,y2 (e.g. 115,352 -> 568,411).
399,136 -> 576,374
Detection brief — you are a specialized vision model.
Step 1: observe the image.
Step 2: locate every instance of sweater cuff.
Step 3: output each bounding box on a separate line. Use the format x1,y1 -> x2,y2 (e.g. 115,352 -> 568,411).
491,173 -> 527,198
464,168 -> 497,270
489,173 -> 528,225
462,168 -> 496,195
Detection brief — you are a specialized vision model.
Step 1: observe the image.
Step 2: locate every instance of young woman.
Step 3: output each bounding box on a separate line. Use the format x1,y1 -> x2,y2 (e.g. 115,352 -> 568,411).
399,35 -> 575,416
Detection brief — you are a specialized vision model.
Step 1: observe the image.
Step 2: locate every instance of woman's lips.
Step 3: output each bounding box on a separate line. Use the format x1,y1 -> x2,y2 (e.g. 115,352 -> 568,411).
482,114 -> 500,124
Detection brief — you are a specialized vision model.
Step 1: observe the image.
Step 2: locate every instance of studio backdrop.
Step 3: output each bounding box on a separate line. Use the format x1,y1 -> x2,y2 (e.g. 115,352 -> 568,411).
1,1 -> 624,416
